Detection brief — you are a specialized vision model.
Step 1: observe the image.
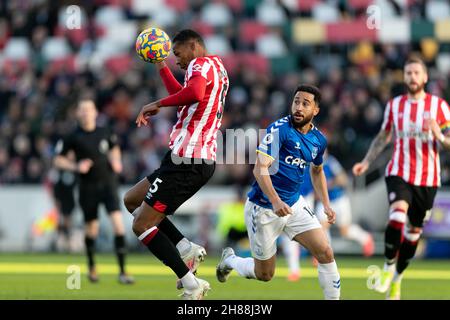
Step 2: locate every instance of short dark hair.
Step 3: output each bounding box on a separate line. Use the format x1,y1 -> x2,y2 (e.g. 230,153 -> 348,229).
404,55 -> 427,72
172,29 -> 205,47
295,84 -> 321,106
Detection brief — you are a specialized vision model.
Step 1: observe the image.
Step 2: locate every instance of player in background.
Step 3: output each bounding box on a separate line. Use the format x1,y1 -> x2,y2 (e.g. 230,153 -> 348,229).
353,56 -> 450,299
49,165 -> 76,252
316,152 -> 375,257
216,85 -> 341,300
54,99 -> 134,284
124,29 -> 229,300
216,186 -> 249,251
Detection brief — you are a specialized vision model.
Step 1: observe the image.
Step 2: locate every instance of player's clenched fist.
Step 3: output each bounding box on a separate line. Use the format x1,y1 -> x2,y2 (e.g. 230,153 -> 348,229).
352,161 -> 369,176
272,199 -> 293,217
323,205 -> 336,224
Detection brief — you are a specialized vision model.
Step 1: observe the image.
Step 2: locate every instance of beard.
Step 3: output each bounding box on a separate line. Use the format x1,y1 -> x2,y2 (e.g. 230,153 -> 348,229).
406,81 -> 425,95
290,110 -> 314,129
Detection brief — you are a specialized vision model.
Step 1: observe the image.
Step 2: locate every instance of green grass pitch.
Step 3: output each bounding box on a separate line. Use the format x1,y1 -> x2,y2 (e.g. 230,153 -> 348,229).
1,253 -> 450,300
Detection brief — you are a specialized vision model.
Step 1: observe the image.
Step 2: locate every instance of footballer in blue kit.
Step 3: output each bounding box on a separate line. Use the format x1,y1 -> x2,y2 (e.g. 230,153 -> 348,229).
216,85 -> 341,300
247,115 -> 327,209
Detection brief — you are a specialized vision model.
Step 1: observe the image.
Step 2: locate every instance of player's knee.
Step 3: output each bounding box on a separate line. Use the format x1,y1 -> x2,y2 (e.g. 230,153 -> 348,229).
255,270 -> 274,282
123,191 -> 140,213
316,245 -> 334,264
132,218 -> 148,236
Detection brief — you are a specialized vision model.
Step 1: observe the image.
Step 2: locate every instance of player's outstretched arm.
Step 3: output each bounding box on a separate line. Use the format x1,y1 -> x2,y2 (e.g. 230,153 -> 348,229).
156,61 -> 183,94
54,155 -> 93,174
136,76 -> 207,127
310,164 -> 336,224
253,152 -> 292,217
352,129 -> 392,176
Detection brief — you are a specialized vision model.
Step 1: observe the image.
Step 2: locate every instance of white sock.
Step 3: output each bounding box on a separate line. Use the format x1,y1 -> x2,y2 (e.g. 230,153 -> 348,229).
392,270 -> 403,283
225,255 -> 256,279
346,224 -> 370,246
384,261 -> 396,272
180,271 -> 198,291
176,238 -> 191,257
318,261 -> 341,300
281,237 -> 300,274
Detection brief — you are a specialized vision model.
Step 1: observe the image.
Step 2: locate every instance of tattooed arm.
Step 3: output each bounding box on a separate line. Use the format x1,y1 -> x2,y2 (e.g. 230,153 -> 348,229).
352,129 -> 392,176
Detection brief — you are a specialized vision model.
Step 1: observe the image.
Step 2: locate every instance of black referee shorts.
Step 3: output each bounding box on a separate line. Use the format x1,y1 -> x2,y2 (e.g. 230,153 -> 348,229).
53,183 -> 75,216
78,181 -> 121,222
144,150 -> 215,215
385,176 -> 437,227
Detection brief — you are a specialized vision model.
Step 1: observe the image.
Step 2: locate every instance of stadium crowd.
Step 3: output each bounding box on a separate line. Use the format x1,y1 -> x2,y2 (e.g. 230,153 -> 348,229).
1,0 -> 450,186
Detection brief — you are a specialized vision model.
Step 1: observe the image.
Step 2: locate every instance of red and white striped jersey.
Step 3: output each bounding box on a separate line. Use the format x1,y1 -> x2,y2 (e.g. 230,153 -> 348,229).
381,93 -> 450,187
169,55 -> 229,161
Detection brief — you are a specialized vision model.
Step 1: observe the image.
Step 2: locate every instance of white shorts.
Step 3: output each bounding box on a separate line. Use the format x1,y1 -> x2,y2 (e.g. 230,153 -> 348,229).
316,196 -> 352,226
245,197 -> 322,260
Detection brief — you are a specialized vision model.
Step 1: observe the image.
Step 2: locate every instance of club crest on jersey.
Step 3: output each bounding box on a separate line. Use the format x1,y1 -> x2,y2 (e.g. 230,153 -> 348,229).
192,64 -> 202,72
311,147 -> 318,159
99,139 -> 109,154
262,133 -> 274,145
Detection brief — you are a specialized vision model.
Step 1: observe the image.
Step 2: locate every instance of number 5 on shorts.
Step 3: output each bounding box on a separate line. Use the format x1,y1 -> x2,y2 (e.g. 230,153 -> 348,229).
150,178 -> 163,193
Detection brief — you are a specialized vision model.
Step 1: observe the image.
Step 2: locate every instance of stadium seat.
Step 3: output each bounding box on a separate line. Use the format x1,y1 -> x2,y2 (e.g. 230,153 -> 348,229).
411,20 -> 434,42
255,33 -> 287,58
42,37 -> 72,61
105,54 -> 133,75
54,26 -> 89,47
200,3 -> 233,27
204,35 -> 232,56
95,5 -> 126,26
270,55 -> 296,76
240,53 -> 269,74
104,21 -> 137,49
239,20 -> 268,45
3,38 -> 31,60
435,19 -> 450,41
221,53 -> 240,76
348,0 -> 373,10
292,19 -> 326,44
256,1 -> 287,26
150,5 -> 178,27
312,2 -> 340,23
224,0 -> 243,13
378,18 -> 410,43
48,55 -> 77,73
297,0 -> 319,12
190,21 -> 215,37
437,53 -> 450,75
326,20 -> 377,43
373,0 -> 398,19
131,0 -> 164,16
164,0 -> 188,12
426,0 -> 450,22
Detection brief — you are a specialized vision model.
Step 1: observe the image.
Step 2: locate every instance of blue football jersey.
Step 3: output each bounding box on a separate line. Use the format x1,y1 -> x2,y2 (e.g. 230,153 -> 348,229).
248,116 -> 327,209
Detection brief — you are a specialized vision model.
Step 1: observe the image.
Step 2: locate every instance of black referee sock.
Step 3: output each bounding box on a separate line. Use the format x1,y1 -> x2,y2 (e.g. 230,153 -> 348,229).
114,235 -> 127,275
158,217 -> 184,245
139,227 -> 189,279
84,236 -> 96,271
397,239 -> 419,274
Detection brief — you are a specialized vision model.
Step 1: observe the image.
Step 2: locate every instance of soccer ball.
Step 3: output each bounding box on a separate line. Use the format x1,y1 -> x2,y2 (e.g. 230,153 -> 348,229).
135,27 -> 172,63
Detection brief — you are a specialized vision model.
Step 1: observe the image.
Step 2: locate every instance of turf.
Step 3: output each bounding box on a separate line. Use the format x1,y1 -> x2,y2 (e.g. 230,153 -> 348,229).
1,253 -> 450,300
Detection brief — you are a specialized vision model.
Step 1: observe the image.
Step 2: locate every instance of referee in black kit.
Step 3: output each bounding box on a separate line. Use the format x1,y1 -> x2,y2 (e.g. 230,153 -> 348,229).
54,98 -> 134,284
